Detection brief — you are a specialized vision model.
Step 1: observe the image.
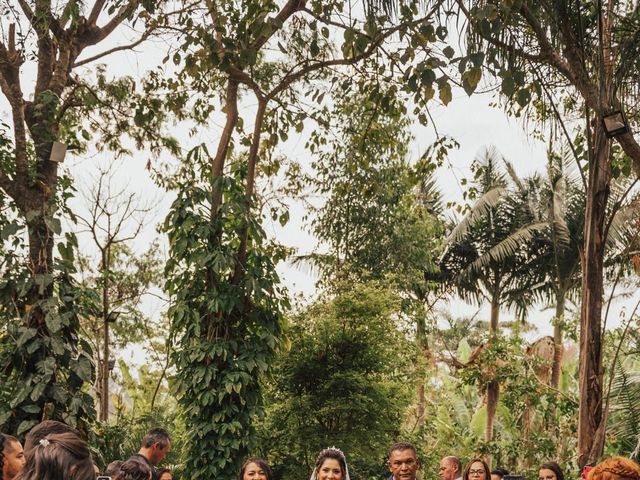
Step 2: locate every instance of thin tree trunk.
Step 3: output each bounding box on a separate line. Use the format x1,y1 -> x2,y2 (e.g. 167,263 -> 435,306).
100,246 -> 110,421
577,122 -> 610,468
485,286 -> 500,445
551,288 -> 566,389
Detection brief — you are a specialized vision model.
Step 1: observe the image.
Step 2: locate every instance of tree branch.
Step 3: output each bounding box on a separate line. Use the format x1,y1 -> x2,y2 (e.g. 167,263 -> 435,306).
233,97 -> 267,284
74,31 -> 150,67
88,0 -> 108,25
87,0 -> 140,46
252,0 -> 307,51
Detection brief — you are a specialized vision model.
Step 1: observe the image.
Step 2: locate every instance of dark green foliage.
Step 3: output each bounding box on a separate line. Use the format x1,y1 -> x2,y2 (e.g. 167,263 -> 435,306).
0,189 -> 96,437
164,150 -> 287,480
256,282 -> 413,480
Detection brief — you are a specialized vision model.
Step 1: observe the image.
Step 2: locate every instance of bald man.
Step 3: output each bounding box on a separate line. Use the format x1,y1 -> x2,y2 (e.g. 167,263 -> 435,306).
440,456 -> 463,480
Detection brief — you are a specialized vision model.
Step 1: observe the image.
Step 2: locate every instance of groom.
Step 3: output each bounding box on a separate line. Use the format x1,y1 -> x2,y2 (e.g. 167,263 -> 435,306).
388,442 -> 420,480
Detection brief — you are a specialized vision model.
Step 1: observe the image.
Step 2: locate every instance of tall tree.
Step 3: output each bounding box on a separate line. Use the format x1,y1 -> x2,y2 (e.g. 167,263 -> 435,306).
441,146 -> 545,444
75,165 -> 161,421
0,0 -> 167,433
159,1 -> 451,477
450,0 -> 640,466
306,89 -> 445,423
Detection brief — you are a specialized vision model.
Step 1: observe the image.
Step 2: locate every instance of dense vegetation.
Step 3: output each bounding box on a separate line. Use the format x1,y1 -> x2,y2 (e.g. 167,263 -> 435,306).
1,0 -> 640,479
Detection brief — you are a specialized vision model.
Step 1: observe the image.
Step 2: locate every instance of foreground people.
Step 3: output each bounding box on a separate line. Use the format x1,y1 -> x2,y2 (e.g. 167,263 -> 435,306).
1,434 -> 25,480
310,448 -> 349,480
388,443 -> 420,480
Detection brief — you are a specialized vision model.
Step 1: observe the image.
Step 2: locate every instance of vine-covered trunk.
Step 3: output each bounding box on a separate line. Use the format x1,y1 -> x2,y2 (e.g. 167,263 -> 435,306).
577,122 -> 610,468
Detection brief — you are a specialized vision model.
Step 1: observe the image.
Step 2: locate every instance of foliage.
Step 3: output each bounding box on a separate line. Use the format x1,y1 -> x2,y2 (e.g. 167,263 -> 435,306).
90,361 -> 184,472
164,150 -> 288,480
0,185 -> 96,436
256,281 -> 414,480
308,89 -> 443,295
441,147 -> 542,319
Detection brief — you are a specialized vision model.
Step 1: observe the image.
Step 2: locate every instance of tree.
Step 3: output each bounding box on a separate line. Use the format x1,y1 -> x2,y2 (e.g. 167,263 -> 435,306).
75,165 -> 162,421
517,145 -> 585,390
257,281 -> 413,480
451,0 -> 640,465
305,88 -> 445,423
158,0 -> 451,477
0,0 -> 168,433
441,146 -> 545,444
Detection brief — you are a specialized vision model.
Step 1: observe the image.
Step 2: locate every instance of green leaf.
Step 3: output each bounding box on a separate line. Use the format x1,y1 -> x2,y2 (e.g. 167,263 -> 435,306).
16,328 -> 38,348
516,88 -> 531,107
17,420 -> 38,436
439,82 -> 452,105
501,76 -> 516,97
443,46 -> 455,59
310,39 -> 320,57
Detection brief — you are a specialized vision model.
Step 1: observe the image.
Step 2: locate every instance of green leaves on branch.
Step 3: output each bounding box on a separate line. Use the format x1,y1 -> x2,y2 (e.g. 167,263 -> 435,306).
165,153 -> 287,480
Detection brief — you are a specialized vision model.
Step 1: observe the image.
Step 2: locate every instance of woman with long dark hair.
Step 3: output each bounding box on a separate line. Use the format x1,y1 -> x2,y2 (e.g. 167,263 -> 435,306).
15,432 -> 94,480
239,458 -> 273,480
309,448 -> 349,480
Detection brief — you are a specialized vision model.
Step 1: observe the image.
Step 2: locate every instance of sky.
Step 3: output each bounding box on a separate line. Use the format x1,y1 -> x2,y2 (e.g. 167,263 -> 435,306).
3,1 -> 637,361
66,24 -> 564,344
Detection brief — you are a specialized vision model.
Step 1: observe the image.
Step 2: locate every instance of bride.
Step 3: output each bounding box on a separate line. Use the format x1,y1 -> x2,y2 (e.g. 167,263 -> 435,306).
309,448 -> 350,480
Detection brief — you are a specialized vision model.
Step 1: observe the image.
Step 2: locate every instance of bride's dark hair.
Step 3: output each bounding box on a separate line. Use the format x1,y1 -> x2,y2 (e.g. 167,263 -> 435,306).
314,448 -> 347,478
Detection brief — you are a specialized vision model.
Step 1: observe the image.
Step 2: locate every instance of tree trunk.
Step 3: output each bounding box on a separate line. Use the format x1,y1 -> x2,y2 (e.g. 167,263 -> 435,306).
577,122 -> 610,468
551,288 -> 566,389
485,287 -> 500,444
415,316 -> 432,425
100,247 -> 111,421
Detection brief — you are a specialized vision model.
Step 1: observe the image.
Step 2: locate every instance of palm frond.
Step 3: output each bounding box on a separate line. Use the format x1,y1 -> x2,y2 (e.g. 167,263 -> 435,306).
289,253 -> 335,276
459,222 -> 548,278
504,158 -> 524,190
445,186 -> 508,246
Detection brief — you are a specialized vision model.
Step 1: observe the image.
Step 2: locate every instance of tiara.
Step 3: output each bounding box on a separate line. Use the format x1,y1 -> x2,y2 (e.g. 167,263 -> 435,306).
39,439 -> 50,447
322,446 -> 345,459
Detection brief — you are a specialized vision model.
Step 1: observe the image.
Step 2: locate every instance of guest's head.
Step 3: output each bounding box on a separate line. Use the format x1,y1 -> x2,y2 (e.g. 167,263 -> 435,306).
464,459 -> 491,480
158,468 -> 173,480
139,429 -> 171,466
539,462 -> 564,480
588,457 -> 640,480
15,432 -> 94,480
1,434 -> 25,480
239,458 -> 272,480
23,421 -> 80,454
118,459 -> 152,480
440,457 -> 463,480
105,460 -> 124,480
388,443 -> 419,480
492,468 -> 510,480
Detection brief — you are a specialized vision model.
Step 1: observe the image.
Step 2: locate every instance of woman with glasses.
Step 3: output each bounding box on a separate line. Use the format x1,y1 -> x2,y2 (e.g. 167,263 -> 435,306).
463,459 -> 491,480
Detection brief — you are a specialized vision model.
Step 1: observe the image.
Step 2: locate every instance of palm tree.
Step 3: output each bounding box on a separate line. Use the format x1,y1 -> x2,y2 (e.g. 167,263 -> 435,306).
441,146 -> 546,443
525,146 -> 585,389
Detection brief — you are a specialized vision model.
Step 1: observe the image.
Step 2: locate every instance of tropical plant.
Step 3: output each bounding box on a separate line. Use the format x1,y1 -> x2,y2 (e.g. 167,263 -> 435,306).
440,146 -> 546,444
255,281 -> 414,480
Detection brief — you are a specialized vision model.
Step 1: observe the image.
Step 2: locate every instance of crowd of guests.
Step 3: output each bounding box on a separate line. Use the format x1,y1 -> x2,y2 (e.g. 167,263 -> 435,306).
0,421 -> 172,480
3,422 -> 640,480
